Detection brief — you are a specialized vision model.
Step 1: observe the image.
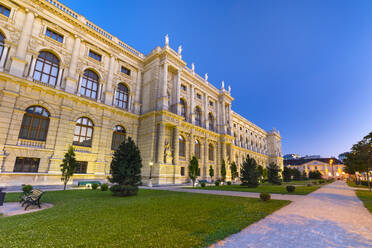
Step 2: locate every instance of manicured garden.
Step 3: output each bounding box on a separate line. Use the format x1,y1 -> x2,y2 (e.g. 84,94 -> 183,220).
0,189 -> 289,248
191,182 -> 321,195
356,190 -> 372,213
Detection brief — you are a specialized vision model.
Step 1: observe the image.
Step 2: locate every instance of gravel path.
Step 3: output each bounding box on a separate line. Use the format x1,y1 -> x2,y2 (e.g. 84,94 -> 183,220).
211,181 -> 372,248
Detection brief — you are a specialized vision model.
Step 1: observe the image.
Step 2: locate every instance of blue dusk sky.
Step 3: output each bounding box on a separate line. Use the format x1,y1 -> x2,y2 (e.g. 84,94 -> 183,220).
60,0 -> 372,158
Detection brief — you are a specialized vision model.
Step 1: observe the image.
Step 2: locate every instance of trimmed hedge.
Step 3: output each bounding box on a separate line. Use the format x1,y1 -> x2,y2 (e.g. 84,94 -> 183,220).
110,185 -> 138,196
286,185 -> 295,193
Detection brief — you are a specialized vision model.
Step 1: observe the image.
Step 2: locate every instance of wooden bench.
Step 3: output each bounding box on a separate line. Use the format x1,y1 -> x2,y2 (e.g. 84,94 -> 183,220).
21,189 -> 44,210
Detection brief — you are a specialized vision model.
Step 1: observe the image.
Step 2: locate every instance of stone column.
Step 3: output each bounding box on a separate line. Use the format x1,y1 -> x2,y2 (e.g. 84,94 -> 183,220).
0,45 -> 9,70
216,99 -> 220,132
175,70 -> 181,115
56,67 -> 63,89
134,70 -> 142,114
173,127 -> 179,165
65,36 -> 81,93
204,140 -> 208,179
27,56 -> 36,80
228,104 -> 232,132
204,93 -> 208,129
157,123 -> 165,164
104,55 -> 115,105
221,102 -> 226,133
190,85 -> 195,124
10,10 -> 35,77
157,63 -> 168,110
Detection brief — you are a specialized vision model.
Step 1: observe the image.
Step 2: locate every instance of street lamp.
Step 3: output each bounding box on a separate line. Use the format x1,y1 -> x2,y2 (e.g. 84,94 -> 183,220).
330,159 -> 334,178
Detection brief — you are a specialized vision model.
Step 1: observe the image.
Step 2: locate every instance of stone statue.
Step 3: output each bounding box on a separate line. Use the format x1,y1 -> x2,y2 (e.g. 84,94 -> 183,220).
178,45 -> 182,55
228,85 -> 231,93
165,34 -> 169,46
221,80 -> 225,89
205,73 -> 208,81
191,63 -> 195,72
164,140 -> 173,164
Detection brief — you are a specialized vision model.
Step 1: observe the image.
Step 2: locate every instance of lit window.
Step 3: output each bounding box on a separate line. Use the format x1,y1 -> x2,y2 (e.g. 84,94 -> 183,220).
0,4 -> 10,17
89,50 -> 101,61
45,28 -> 63,43
121,66 -> 131,76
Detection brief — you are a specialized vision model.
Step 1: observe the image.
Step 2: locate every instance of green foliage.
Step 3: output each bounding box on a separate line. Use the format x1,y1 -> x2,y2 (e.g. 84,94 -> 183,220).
221,160 -> 227,182
209,165 -> 214,180
292,168 -> 302,180
22,185 -> 33,195
260,192 -> 271,201
262,168 -> 268,181
60,146 -> 77,190
109,137 -> 142,196
91,183 -> 99,190
101,183 -> 109,191
257,165 -> 264,182
308,170 -> 322,179
268,163 -> 282,185
307,183 -> 312,187
188,156 -> 199,187
286,185 -> 295,193
230,162 -> 238,181
282,167 -> 292,182
302,171 -> 308,180
201,182 -> 206,187
215,181 -> 220,186
227,181 -> 232,185
240,155 -> 259,187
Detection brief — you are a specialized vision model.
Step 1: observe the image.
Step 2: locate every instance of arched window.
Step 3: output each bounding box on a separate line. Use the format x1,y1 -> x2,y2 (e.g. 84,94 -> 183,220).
208,113 -> 214,131
19,106 -> 50,141
80,69 -> 99,99
180,99 -> 186,118
33,51 -> 60,86
115,83 -> 129,110
179,135 -> 186,157
208,143 -> 214,161
111,125 -> 126,150
0,33 -> 4,59
73,117 -> 94,147
195,107 -> 202,127
194,139 -> 201,159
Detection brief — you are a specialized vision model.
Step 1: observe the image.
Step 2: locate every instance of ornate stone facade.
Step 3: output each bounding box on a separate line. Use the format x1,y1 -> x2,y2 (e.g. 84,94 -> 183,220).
0,0 -> 282,186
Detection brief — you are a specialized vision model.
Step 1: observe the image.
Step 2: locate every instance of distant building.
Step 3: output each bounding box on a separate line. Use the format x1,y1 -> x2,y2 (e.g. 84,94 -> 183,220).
301,155 -> 321,159
284,158 -> 345,179
283,154 -> 301,160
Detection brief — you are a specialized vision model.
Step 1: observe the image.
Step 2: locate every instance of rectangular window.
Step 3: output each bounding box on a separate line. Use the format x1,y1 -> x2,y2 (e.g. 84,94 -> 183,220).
75,161 -> 88,174
180,167 -> 185,176
45,28 -> 63,43
181,84 -> 187,91
14,157 -> 40,173
0,4 -> 10,17
89,50 -> 101,62
209,101 -> 214,106
121,66 -> 131,76
196,93 -> 201,99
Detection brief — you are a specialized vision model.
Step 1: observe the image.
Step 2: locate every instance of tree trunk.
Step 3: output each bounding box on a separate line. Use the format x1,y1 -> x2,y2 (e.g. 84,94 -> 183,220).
64,181 -> 67,190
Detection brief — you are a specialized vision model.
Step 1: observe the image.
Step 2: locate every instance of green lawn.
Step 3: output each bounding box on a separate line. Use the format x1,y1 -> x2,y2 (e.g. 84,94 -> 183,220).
191,183 -> 320,195
0,189 -> 289,248
356,190 -> 372,213
347,180 -> 371,189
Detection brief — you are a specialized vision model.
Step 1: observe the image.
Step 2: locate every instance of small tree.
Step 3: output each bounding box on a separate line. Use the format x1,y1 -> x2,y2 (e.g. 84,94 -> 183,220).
109,137 -> 142,196
309,170 -> 322,179
302,170 -> 308,180
230,162 -> 238,182
60,146 -> 77,190
268,163 -> 282,185
282,167 -> 292,182
262,168 -> 268,181
240,155 -> 259,187
221,160 -> 227,183
209,165 -> 214,181
257,165 -> 264,183
292,168 -> 302,180
189,156 -> 199,187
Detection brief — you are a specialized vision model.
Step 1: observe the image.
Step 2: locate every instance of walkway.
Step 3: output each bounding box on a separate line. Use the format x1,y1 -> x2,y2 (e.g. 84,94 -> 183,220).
141,186 -> 303,201
210,181 -> 372,248
0,202 -> 53,217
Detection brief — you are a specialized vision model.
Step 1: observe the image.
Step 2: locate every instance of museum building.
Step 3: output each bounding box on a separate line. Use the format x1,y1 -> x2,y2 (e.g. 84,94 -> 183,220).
0,0 -> 283,186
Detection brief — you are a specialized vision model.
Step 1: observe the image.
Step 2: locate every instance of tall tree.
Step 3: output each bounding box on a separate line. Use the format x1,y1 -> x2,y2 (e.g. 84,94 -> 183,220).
292,168 -> 302,180
221,160 -> 227,182
262,167 -> 268,181
268,163 -> 282,185
209,165 -> 214,181
60,146 -> 77,190
257,165 -> 264,183
302,170 -> 308,180
109,137 -> 142,196
230,162 -> 238,182
240,155 -> 259,187
188,156 -> 199,187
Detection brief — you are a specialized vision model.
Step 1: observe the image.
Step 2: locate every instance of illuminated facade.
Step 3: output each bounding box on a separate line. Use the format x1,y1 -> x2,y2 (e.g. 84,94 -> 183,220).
285,158 -> 345,178
0,0 -> 282,186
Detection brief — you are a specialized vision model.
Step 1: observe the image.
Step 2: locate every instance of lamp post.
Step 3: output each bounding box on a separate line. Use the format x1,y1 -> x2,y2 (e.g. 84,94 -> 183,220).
330,159 -> 334,179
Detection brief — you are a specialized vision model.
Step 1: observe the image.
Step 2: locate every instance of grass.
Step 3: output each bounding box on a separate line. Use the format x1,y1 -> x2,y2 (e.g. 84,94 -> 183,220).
347,180 -> 371,189
356,190 -> 372,213
191,183 -> 320,195
0,189 -> 289,248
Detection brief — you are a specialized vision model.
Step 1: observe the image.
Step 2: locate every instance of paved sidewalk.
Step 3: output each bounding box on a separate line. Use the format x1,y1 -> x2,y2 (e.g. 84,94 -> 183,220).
0,202 -> 53,217
141,186 -> 303,201
210,181 -> 372,248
